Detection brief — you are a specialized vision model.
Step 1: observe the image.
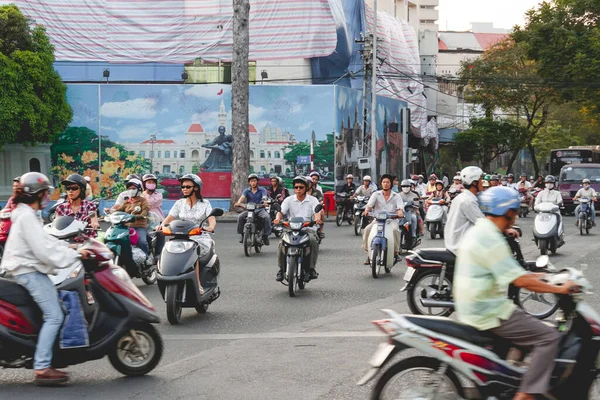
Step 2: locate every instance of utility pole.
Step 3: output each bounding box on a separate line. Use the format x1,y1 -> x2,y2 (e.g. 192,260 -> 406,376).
150,133 -> 156,173
230,0 -> 250,208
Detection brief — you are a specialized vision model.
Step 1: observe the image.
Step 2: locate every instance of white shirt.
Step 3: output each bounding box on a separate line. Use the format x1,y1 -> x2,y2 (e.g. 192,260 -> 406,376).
366,190 -> 405,214
281,194 -> 321,221
355,185 -> 376,197
114,191 -> 128,207
0,203 -> 79,276
518,180 -> 531,190
415,183 -> 427,197
575,187 -> 598,199
169,198 -> 213,226
507,182 -> 518,190
535,189 -> 563,206
444,190 -> 484,254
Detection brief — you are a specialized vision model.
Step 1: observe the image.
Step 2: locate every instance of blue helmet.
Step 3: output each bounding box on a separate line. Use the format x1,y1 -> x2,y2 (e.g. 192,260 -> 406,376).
478,186 -> 520,216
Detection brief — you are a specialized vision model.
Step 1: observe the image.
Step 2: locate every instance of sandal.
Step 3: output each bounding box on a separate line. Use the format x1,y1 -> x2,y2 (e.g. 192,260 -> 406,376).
364,258 -> 371,265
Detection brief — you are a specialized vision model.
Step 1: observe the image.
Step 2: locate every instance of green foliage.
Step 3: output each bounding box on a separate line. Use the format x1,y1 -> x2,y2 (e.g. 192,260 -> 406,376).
455,118 -> 527,171
514,0 -> 600,113
532,122 -> 584,166
0,5 -> 72,147
283,136 -> 334,172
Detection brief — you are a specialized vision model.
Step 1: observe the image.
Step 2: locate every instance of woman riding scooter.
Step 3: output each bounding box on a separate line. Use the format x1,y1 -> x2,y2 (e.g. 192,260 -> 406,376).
426,180 -> 450,211
115,179 -> 150,256
0,172 -> 90,386
55,174 -> 100,239
142,173 -> 165,262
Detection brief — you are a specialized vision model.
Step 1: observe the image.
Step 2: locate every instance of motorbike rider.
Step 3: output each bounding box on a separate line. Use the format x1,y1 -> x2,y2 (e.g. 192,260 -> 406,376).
306,177 -> 326,238
454,186 -> 578,400
425,174 -> 438,193
500,175 -> 508,186
392,177 -> 400,193
450,175 -> 463,192
398,179 -> 420,239
506,173 -> 517,189
414,175 -> 427,197
309,171 -> 323,196
518,173 -> 534,209
158,174 -> 216,293
115,178 -> 150,256
84,176 -> 93,200
533,175 -> 545,190
339,173 -> 357,215
427,180 -> 451,203
489,174 -> 500,187
574,178 -> 598,227
141,174 -> 164,220
55,174 -> 100,238
535,175 -> 563,208
267,175 -> 287,215
0,172 -> 91,386
273,176 -> 322,282
351,175 -> 376,199
235,173 -> 272,245
108,174 -> 141,212
3,176 -> 21,211
361,174 -> 404,265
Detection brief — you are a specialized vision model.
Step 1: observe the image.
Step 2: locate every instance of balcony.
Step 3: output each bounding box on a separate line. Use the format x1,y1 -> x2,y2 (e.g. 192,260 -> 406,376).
419,8 -> 439,22
419,0 -> 439,6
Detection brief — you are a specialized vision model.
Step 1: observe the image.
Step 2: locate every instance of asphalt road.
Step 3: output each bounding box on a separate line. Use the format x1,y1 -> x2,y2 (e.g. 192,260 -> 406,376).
1,213 -> 599,399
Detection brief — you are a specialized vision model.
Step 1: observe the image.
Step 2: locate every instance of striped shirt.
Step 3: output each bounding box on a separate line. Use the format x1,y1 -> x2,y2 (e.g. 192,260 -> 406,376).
454,218 -> 526,331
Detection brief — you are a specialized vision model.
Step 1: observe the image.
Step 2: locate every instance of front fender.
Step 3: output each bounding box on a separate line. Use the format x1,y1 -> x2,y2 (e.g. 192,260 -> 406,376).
356,342 -> 407,386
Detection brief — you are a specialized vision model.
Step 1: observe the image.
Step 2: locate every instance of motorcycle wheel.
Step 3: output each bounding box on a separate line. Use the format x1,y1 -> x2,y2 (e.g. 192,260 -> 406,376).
539,238 -> 548,256
371,244 -> 381,279
514,287 -> 559,319
580,217 -> 585,235
243,230 -> 253,257
371,356 -> 464,400
406,270 -> 453,317
274,228 -> 283,238
550,238 -> 558,255
288,257 -> 298,297
108,323 -> 163,377
142,267 -> 157,285
429,223 -> 437,240
347,211 -> 354,225
254,233 -> 262,254
195,302 -> 209,314
166,283 -> 182,325
354,216 -> 362,236
335,207 -> 344,226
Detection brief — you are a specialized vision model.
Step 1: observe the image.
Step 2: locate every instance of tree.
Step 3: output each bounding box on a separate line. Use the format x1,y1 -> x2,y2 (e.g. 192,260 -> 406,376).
0,5 -> 72,147
514,0 -> 600,114
454,118 -> 527,172
532,122 -> 584,173
458,39 -> 555,175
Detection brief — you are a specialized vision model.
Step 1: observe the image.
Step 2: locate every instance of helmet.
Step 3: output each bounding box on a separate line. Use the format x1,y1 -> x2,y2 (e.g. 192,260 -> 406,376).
520,173 -> 527,178
452,175 -> 461,181
61,173 -> 87,198
309,171 -> 320,178
507,173 -> 514,179
363,175 -> 372,182
125,174 -> 140,181
435,179 -> 444,187
248,173 -> 259,182
429,174 -> 437,180
142,173 -> 158,182
126,178 -> 143,191
418,175 -> 424,179
380,174 -> 394,184
20,172 -> 53,197
484,174 -> 491,181
292,176 -> 309,188
84,176 -> 91,182
544,175 -> 556,184
482,180 -> 490,187
278,177 -> 284,186
583,178 -> 591,184
400,179 -> 412,187
411,175 -> 419,180
12,176 -> 21,182
408,179 -> 416,186
489,175 -> 500,181
460,166 -> 483,186
346,174 -> 354,179
479,186 -> 520,216
179,174 -> 203,191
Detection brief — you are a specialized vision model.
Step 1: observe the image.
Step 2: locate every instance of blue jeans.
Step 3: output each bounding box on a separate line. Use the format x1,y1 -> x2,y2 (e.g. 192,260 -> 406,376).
15,272 -> 64,370
135,227 -> 149,255
406,211 -> 418,237
575,202 -> 596,222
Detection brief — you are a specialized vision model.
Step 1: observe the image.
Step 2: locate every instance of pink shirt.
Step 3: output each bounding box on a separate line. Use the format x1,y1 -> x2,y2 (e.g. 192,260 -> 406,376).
142,191 -> 165,219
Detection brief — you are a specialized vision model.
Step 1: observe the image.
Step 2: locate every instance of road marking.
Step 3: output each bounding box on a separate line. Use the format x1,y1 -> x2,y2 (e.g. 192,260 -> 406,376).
163,331 -> 384,340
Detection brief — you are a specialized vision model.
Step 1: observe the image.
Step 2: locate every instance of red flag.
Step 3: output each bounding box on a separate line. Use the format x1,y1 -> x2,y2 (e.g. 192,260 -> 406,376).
217,89 -> 223,95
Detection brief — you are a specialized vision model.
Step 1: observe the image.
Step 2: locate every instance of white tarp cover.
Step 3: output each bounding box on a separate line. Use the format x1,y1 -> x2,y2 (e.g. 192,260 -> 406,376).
16,0 -> 338,63
365,5 -> 431,142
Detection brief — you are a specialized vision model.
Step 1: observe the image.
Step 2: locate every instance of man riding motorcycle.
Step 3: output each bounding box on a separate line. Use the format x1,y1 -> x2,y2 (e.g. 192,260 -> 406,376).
535,175 -> 564,235
351,175 -> 376,199
574,178 -> 598,227
449,175 -> 463,191
454,186 -> 578,400
273,176 -> 322,282
506,173 -> 517,190
361,174 -> 404,265
235,174 -> 271,245
339,174 -> 357,216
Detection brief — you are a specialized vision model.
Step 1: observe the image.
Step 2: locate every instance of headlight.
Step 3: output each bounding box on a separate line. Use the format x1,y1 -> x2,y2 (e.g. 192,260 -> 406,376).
560,191 -> 570,197
109,214 -> 124,224
376,212 -> 388,220
290,222 -> 303,230
69,265 -> 83,279
246,203 -> 256,210
539,214 -> 552,222
166,241 -> 195,253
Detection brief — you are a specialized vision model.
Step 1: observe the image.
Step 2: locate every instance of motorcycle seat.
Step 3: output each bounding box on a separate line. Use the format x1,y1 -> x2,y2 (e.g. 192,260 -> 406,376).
414,248 -> 456,265
404,315 -> 495,346
0,277 -> 35,306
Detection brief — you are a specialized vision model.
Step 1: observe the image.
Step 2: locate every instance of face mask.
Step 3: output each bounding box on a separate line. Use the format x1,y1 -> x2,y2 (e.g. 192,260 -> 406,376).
146,183 -> 156,191
584,184 -> 590,189
501,181 -> 507,186
545,183 -> 554,189
401,187 -> 411,193
40,193 -> 50,209
126,189 -> 138,199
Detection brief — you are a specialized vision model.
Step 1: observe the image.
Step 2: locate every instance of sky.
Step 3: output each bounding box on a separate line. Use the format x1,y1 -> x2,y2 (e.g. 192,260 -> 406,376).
438,0 -> 544,31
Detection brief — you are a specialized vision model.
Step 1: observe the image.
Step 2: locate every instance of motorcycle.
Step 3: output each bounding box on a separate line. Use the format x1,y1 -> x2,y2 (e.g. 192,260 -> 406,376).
367,211 -> 399,279
353,195 -> 371,236
425,198 -> 448,240
157,208 -> 224,325
278,204 -> 323,297
266,196 -> 283,238
335,191 -> 354,226
103,208 -> 158,285
0,239 -> 163,376
242,201 -> 268,257
403,229 -> 560,319
358,265 -> 597,400
533,202 -> 564,256
576,198 -> 593,235
399,202 -> 421,253
46,193 -> 67,223
518,190 -> 530,218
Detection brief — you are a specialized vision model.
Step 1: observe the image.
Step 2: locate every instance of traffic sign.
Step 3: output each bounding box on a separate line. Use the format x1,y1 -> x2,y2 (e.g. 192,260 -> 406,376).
297,155 -> 311,165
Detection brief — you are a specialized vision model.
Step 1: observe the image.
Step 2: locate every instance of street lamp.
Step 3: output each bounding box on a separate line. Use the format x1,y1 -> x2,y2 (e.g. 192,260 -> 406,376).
103,68 -> 110,84
261,70 -> 268,84
150,133 -> 157,173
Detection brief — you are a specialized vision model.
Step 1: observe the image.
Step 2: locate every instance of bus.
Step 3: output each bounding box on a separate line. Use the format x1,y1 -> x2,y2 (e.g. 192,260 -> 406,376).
549,146 -> 600,176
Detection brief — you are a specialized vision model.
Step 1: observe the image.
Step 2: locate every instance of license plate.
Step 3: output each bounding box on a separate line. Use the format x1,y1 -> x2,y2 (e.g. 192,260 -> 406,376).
403,267 -> 415,282
369,342 -> 396,367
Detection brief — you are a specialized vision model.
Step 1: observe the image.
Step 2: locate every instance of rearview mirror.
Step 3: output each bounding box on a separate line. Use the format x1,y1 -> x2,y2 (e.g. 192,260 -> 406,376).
536,255 -> 549,268
210,208 -> 224,217
314,204 -> 323,213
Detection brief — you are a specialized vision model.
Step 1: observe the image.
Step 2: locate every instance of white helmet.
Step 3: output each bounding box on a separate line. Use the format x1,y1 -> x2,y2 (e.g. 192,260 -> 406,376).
460,166 -> 483,186
346,174 -> 354,179
363,175 -> 372,182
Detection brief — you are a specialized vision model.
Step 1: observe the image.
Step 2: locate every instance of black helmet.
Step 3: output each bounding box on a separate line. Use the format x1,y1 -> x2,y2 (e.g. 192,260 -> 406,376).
142,173 -> 158,182
489,175 -> 500,181
248,173 -> 259,182
544,175 -> 556,184
61,174 -> 87,198
292,176 -> 309,188
179,174 -> 203,191
19,172 -> 54,199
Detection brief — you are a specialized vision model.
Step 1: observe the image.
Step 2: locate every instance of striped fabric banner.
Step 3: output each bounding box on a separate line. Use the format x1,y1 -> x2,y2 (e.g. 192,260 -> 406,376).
16,0 -> 338,63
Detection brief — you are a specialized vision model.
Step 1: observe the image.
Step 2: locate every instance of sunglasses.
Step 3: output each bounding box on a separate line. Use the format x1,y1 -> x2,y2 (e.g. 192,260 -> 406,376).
181,185 -> 194,189
294,186 -> 306,190
65,186 -> 80,192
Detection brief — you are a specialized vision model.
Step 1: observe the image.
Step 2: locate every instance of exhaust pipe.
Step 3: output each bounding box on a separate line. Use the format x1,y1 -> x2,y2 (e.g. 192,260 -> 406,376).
420,298 -> 454,308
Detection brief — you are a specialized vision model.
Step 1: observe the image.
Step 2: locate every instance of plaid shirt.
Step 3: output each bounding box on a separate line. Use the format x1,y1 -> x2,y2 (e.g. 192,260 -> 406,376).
55,200 -> 98,238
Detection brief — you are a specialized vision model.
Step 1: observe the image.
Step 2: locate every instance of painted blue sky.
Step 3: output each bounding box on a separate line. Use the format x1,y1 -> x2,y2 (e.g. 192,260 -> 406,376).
65,84 -> 336,144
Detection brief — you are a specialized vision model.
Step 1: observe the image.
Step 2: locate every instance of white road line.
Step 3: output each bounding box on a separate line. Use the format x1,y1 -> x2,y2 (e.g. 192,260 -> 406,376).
163,331 -> 384,340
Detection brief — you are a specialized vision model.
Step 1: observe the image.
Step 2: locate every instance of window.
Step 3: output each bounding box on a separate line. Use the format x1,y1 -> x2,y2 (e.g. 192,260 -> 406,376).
173,151 -> 177,158
180,150 -> 185,158
267,151 -> 271,158
249,151 -> 255,159
157,151 -> 161,158
29,158 -> 41,172
260,165 -> 266,171
191,150 -> 199,159
420,5 -> 435,9
139,151 -> 146,158
162,165 -> 171,174
420,19 -> 436,24
149,151 -> 154,158
274,151 -> 281,159
165,151 -> 170,158
179,166 -> 184,174
260,150 -> 265,159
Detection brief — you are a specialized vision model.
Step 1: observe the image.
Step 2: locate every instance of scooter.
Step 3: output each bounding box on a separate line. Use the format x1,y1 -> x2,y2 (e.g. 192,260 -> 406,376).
353,195 -> 370,236
518,190 -> 530,218
358,265 -> 596,400
242,201 -> 267,257
103,208 -> 157,285
0,239 -> 163,376
399,202 -> 421,253
46,193 -> 67,223
157,208 -> 224,325
425,198 -> 447,239
266,196 -> 283,238
576,198 -> 593,235
335,191 -> 354,226
533,202 -> 564,256
367,211 -> 399,279
278,204 -> 323,297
